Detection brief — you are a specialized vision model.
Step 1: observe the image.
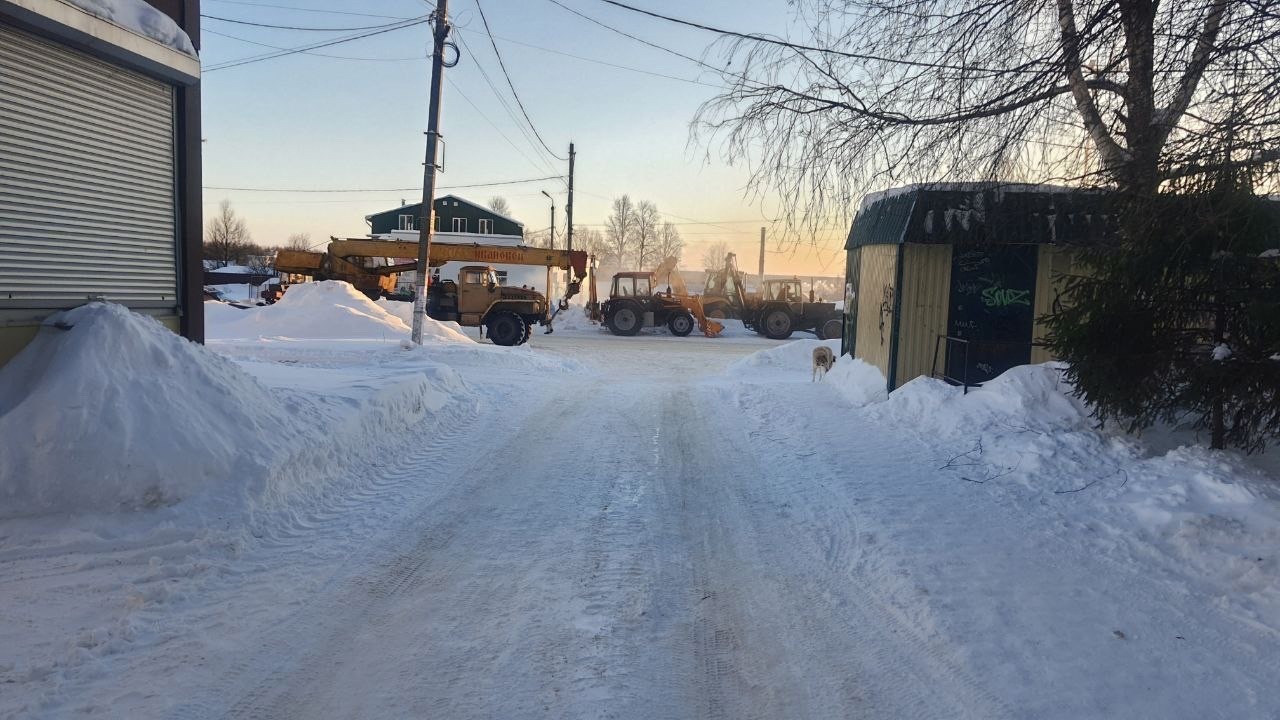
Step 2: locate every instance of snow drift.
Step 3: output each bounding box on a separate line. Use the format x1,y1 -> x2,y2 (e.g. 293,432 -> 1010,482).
0,302 -> 473,520
207,281 -> 471,343
727,338 -> 841,373
0,304 -> 291,518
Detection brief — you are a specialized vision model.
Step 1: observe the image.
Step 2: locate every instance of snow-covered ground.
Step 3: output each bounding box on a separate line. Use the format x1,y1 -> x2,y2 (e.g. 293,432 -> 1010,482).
1,291 -> 1278,719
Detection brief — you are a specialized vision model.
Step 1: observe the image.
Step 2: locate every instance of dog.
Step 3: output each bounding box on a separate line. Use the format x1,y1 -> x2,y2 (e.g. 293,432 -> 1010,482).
812,346 -> 835,382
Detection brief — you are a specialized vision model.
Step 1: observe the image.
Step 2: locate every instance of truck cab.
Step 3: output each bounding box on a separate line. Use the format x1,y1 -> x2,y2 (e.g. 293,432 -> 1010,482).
428,264 -> 548,346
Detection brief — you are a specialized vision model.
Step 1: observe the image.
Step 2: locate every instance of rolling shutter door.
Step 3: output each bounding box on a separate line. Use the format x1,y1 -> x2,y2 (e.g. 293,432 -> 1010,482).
0,23 -> 178,313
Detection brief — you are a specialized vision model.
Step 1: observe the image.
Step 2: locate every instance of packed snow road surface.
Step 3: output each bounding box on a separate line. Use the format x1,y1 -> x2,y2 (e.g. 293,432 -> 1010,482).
3,308 -> 1278,719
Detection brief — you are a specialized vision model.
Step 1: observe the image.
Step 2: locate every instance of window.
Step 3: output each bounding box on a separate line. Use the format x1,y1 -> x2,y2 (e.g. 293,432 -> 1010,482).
398,214 -> 415,231
495,270 -> 508,285
613,277 -> 631,297
478,219 -> 493,234
463,269 -> 486,285
452,217 -> 467,233
635,276 -> 652,296
432,215 -> 440,231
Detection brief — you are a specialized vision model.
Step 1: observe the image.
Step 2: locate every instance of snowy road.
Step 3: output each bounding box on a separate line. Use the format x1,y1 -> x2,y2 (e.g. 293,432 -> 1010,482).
5,327 -> 1279,718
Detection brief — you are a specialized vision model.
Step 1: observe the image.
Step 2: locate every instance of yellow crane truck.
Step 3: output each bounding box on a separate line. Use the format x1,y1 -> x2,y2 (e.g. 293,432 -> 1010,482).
273,238 -> 590,346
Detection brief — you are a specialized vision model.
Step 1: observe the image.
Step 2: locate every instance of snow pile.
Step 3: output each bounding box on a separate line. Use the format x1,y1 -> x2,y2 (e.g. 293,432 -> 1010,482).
0,303 -> 292,518
374,298 -> 473,343
0,302 -> 475,521
207,281 -> 471,343
824,357 -> 888,406
727,338 -> 841,374
65,0 -> 197,56
549,304 -> 601,334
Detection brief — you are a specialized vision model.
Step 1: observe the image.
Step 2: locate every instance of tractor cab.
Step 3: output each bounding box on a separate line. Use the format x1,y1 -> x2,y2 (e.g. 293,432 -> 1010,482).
610,272 -> 654,299
762,278 -> 803,303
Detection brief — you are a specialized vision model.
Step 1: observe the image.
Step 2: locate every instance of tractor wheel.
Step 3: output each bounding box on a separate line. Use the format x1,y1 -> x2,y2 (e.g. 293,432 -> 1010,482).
667,312 -> 695,337
761,307 -> 795,340
704,303 -> 729,320
486,311 -> 527,346
521,320 -> 534,345
818,318 -> 843,341
606,302 -> 643,336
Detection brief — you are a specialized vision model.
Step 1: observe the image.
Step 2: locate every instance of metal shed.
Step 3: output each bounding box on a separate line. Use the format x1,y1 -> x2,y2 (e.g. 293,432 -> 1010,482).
841,184 -> 1116,391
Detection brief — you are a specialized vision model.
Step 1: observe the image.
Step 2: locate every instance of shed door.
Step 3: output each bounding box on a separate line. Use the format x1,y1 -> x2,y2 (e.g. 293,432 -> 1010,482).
945,245 -> 1038,385
0,24 -> 177,314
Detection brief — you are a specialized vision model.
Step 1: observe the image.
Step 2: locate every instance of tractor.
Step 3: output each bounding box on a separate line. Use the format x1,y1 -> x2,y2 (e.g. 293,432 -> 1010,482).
702,253 -> 843,340
601,271 -> 700,337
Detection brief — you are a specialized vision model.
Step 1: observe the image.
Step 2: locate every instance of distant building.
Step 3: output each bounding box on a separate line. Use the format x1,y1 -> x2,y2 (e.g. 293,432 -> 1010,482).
0,0 -> 202,365
366,195 -> 524,238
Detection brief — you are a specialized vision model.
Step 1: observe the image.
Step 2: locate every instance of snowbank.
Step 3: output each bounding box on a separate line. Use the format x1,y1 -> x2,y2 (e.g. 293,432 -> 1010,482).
727,338 -> 841,374
66,0 -> 197,56
824,357 -> 888,406
374,298 -> 472,342
0,303 -> 472,520
0,304 -> 291,518
207,281 -> 471,344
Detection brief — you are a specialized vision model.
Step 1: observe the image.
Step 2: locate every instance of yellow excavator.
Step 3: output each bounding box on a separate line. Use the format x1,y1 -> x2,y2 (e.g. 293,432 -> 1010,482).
273,238 -> 591,346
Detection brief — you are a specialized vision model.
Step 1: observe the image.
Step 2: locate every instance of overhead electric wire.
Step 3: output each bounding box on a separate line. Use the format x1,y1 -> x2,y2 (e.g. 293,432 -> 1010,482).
201,14 -> 408,32
472,0 -> 567,161
455,33 -> 565,179
203,27 -> 428,61
202,174 -> 566,192
203,0 -> 415,20
446,76 -> 565,177
204,16 -> 428,71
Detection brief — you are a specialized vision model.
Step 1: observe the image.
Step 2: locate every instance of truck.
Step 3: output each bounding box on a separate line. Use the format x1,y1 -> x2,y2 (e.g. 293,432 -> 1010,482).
273,238 -> 590,346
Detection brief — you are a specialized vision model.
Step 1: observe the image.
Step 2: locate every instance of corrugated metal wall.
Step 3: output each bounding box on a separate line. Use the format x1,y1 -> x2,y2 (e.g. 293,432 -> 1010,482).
852,244 -> 898,381
1030,246 -> 1077,364
893,244 -> 952,388
0,23 -> 177,311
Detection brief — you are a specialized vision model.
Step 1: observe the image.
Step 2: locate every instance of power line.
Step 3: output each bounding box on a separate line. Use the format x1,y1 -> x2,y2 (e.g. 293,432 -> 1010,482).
455,33 -> 564,179
446,76 -> 563,176
203,174 -> 566,192
589,0 -> 1051,75
204,16 -> 428,72
453,26 -> 717,87
203,27 -> 428,61
201,14 -> 408,32
472,0 -> 567,161
203,0 -> 415,20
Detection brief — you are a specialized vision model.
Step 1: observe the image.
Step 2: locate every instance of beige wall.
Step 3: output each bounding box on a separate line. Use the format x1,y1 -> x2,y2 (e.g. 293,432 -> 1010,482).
852,244 -> 899,382
1030,246 -> 1078,364
894,244 -> 953,388
0,314 -> 180,368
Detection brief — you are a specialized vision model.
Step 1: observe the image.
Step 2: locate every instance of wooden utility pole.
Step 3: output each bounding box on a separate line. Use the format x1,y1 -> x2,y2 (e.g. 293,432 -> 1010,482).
565,143 -> 575,253
758,226 -> 766,289
411,0 -> 451,345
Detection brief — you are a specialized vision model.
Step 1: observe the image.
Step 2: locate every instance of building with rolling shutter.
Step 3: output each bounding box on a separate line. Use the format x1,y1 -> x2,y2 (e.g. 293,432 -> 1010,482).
0,0 -> 201,366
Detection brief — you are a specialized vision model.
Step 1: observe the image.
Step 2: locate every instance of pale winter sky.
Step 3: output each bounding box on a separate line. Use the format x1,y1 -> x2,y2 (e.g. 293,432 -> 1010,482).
199,0 -> 852,276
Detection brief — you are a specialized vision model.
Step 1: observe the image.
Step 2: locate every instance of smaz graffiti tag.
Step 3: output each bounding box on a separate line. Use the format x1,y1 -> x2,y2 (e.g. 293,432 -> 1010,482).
981,285 -> 1031,309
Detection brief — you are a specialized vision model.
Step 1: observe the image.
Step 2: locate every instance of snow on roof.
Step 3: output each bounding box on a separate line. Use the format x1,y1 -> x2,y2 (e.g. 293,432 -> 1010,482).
62,0 -> 197,57
858,182 -> 1088,213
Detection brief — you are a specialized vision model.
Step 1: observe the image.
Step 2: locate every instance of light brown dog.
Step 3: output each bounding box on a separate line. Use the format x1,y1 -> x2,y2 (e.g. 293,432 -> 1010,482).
812,346 -> 835,381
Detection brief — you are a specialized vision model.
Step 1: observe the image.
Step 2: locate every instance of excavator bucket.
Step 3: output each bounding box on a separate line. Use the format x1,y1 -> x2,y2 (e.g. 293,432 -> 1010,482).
684,296 -> 723,338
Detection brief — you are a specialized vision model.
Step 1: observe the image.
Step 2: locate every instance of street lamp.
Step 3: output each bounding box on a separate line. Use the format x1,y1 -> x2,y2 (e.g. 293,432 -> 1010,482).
541,190 -> 555,250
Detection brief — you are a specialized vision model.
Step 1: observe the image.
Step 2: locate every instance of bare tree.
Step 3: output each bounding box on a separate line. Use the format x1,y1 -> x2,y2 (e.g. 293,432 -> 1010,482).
701,241 -> 732,270
605,195 -> 637,269
488,196 -> 512,217
695,0 -> 1280,227
656,221 -> 684,264
285,232 -> 312,251
525,227 -> 552,249
204,200 -> 251,267
633,201 -> 661,271
574,225 -> 607,263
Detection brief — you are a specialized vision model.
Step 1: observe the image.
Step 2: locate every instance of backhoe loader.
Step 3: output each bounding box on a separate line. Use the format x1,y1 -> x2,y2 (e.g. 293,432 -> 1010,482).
601,256 -> 723,338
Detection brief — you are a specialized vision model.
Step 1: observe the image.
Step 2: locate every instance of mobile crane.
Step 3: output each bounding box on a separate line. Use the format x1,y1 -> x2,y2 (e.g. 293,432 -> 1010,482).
273,238 -> 590,346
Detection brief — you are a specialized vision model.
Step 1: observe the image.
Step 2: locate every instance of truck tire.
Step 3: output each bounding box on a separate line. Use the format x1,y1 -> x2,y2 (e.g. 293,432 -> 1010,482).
667,312 -> 694,337
761,306 -> 794,340
818,318 -> 843,341
606,301 -> 643,336
487,311 -> 527,346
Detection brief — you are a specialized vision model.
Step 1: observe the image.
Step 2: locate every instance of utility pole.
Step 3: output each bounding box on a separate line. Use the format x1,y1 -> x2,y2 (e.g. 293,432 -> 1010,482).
411,0 -> 451,345
758,226 -> 766,289
565,143 -> 575,253
541,190 -> 555,249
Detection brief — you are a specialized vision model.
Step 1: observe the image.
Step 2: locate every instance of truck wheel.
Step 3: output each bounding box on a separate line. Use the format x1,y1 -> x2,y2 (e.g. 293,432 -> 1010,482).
761,307 -> 794,340
521,320 -> 533,345
667,312 -> 694,337
606,302 -> 643,336
818,318 -> 843,341
487,311 -> 527,346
